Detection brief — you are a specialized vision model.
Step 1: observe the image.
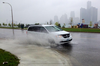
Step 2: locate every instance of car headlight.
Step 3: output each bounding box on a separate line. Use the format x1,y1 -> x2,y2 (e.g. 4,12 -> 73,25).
56,35 -> 62,38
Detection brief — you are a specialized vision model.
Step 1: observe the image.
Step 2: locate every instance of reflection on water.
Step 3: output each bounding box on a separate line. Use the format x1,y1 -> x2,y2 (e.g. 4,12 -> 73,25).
12,29 -> 15,39
62,44 -> 72,51
51,43 -> 73,55
80,33 -> 97,38
71,32 -> 100,39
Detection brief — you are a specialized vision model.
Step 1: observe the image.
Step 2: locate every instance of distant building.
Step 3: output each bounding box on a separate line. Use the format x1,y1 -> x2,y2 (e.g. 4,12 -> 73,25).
98,20 -> 100,23
74,17 -> 80,24
70,11 -> 75,18
59,14 -> 68,26
80,8 -> 87,23
70,11 -> 80,25
80,1 -> 98,24
87,1 -> 91,9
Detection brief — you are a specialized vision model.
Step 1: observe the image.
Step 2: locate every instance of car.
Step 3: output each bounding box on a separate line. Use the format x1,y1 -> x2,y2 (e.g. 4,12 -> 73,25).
27,25 -> 72,45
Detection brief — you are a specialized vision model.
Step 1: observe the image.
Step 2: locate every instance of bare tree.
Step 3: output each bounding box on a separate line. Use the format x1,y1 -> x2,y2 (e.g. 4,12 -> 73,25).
89,21 -> 92,27
69,17 -> 73,26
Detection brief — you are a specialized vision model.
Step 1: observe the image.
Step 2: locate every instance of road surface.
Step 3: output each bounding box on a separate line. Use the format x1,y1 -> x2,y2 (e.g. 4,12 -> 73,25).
0,28 -> 100,66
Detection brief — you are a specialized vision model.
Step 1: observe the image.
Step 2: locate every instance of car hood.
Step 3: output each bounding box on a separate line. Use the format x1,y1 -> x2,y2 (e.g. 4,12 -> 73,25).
50,31 -> 69,35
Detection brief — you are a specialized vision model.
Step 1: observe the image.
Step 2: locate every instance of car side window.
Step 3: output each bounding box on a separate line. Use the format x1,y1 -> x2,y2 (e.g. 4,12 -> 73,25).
39,27 -> 48,33
28,27 -> 33,31
28,27 -> 48,33
28,27 -> 38,31
32,27 -> 39,32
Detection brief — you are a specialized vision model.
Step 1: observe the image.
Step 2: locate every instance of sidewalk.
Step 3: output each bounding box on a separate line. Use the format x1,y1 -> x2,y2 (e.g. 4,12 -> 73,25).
0,40 -> 72,66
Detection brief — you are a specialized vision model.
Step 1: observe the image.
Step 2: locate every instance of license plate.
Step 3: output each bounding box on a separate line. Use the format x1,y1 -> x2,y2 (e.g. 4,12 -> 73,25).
67,39 -> 69,41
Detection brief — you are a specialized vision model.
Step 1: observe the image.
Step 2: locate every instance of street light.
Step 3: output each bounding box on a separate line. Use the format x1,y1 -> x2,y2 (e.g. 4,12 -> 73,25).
3,2 -> 14,28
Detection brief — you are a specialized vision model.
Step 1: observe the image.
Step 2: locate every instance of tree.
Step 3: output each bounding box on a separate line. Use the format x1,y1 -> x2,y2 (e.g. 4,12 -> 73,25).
8,23 -> 11,27
0,23 -> 1,26
55,22 -> 61,27
62,23 -> 66,28
89,21 -> 92,27
35,23 -> 39,25
17,23 -> 21,28
69,17 -> 73,26
2,23 -> 7,26
13,23 -> 17,26
55,22 -> 59,26
3,23 -> 5,26
58,23 -> 61,27
5,24 -> 7,26
25,24 -> 30,28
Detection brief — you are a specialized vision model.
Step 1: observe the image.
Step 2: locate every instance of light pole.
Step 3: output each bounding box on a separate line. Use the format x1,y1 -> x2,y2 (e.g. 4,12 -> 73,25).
3,2 -> 13,28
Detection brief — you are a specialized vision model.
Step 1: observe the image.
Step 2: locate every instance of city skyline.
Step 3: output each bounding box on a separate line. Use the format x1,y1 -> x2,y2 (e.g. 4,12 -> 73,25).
53,1 -> 98,25
0,0 -> 100,24
54,12 -> 80,25
80,1 -> 98,24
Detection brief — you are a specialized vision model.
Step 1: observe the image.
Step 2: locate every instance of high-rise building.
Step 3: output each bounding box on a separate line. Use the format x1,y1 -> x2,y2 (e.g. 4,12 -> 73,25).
54,16 -> 58,23
74,17 -> 80,25
91,7 -> 98,23
70,11 -> 75,18
59,14 -> 68,26
87,1 -> 91,9
70,11 -> 80,25
80,1 -> 98,24
80,8 -> 87,23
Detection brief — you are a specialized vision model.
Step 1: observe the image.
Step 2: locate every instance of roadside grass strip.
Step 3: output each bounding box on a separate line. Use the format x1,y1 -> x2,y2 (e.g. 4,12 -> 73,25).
62,28 -> 100,33
0,49 -> 19,66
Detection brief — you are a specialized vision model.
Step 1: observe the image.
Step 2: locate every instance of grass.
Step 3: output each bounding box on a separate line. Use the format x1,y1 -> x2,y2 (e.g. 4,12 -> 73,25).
0,26 -> 100,33
62,28 -> 100,33
0,49 -> 19,66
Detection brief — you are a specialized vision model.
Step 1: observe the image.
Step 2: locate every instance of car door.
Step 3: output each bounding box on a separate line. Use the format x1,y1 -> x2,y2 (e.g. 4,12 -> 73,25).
37,27 -> 49,39
27,26 -> 39,36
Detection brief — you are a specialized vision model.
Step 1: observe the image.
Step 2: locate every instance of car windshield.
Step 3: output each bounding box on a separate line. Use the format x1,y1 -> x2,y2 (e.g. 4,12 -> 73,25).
45,26 -> 63,32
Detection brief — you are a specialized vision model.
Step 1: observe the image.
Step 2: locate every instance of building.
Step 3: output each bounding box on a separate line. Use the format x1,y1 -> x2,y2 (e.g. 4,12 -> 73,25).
87,1 -> 91,9
59,14 -> 68,26
70,11 -> 75,18
80,8 -> 87,23
80,1 -> 98,24
70,11 -> 80,25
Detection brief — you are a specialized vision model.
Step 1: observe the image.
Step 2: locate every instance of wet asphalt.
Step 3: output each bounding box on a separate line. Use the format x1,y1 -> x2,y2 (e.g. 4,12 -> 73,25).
53,32 -> 100,66
0,28 -> 100,66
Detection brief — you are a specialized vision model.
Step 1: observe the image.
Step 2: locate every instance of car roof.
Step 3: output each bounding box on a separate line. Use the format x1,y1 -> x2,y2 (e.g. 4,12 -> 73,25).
29,25 -> 55,27
42,25 -> 55,26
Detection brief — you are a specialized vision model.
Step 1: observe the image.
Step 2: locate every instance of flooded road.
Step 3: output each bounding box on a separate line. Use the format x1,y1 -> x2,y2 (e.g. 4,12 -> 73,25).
52,32 -> 100,66
0,28 -> 100,66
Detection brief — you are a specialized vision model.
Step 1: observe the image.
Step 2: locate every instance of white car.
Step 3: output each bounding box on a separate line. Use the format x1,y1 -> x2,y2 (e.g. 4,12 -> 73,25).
27,25 -> 72,45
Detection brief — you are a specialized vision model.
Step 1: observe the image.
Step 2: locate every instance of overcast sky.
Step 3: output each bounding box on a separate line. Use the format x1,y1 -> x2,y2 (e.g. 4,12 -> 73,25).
0,0 -> 100,24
